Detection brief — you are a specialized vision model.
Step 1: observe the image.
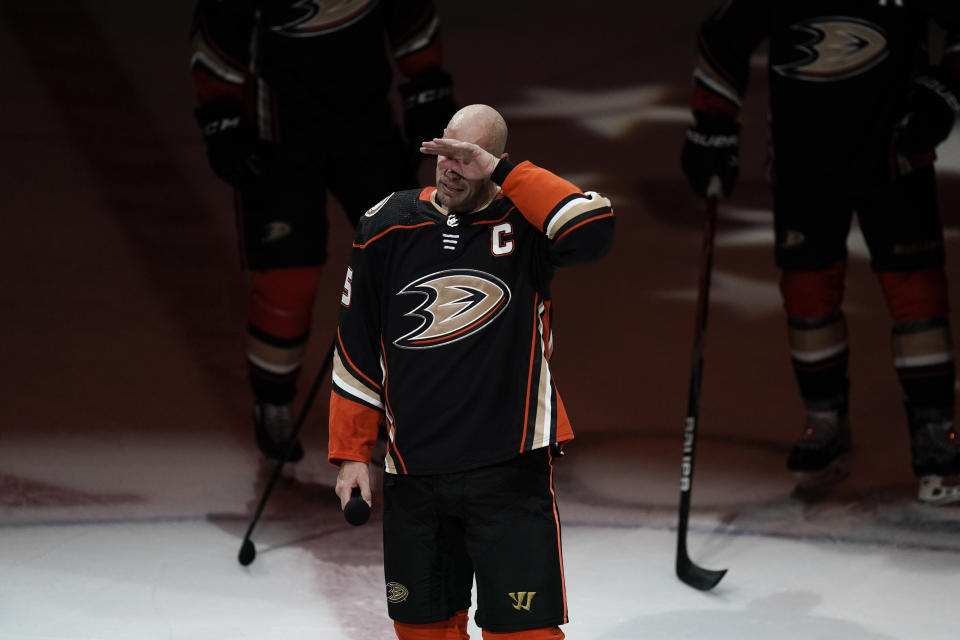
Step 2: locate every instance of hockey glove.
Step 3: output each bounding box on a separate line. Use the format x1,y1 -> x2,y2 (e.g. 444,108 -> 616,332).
194,103 -> 265,189
681,114 -> 740,198
894,70 -> 960,156
399,69 -> 457,165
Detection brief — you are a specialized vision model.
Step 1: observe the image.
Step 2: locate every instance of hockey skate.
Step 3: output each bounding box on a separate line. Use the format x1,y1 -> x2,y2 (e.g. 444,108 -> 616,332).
787,410 -> 852,493
910,416 -> 960,506
254,402 -> 304,463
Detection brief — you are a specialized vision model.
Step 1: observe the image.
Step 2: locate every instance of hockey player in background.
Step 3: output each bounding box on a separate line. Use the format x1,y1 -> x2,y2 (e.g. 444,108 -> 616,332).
189,0 -> 456,463
329,105 -> 614,639
682,0 -> 960,503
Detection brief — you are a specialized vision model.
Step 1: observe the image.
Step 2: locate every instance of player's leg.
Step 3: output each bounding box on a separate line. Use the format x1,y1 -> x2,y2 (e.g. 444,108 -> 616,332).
860,166 -> 958,503
383,473 -> 474,640
774,186 -> 855,491
462,449 -> 566,639
394,611 -> 469,640
247,266 -> 320,462
237,144 -> 329,462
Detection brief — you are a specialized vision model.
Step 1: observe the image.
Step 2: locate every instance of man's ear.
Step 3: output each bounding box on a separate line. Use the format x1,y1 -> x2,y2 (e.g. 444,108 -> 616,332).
500,152 -> 510,160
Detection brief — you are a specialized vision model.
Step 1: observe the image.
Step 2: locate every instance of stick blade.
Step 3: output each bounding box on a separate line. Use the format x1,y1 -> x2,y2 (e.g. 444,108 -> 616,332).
677,554 -> 726,591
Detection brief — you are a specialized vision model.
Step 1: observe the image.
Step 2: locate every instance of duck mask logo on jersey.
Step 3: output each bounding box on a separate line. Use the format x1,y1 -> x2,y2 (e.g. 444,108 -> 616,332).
269,0 -> 375,37
394,269 -> 511,349
773,18 -> 888,82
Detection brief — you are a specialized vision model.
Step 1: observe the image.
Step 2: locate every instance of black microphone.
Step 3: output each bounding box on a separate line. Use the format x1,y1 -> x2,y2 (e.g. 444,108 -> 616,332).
343,486 -> 370,526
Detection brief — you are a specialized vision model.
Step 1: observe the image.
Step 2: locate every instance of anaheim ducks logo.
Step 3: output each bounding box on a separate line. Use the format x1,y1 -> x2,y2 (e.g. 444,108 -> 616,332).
394,269 -> 511,349
270,0 -> 376,38
386,582 -> 409,604
773,18 -> 888,81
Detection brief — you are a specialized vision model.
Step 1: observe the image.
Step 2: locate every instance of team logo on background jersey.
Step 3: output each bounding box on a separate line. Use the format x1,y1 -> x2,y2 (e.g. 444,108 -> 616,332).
261,221 -> 292,243
773,18 -> 888,81
394,269 -> 511,349
270,0 -> 375,38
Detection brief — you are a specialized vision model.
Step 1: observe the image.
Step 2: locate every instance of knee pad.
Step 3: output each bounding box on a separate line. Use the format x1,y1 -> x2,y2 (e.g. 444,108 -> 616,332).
481,627 -> 564,640
779,260 -> 846,319
249,266 -> 322,338
877,268 -> 949,324
394,610 -> 469,640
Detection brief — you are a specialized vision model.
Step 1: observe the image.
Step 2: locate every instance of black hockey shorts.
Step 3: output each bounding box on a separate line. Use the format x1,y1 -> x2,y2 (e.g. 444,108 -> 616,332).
773,166 -> 945,272
234,127 -> 416,270
381,448 -> 568,632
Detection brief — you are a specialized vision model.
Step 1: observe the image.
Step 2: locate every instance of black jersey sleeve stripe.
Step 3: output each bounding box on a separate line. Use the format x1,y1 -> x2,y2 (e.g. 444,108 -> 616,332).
544,192 -> 613,240
554,210 -> 615,243
550,212 -> 615,266
332,348 -> 384,410
331,381 -> 383,412
335,333 -> 383,392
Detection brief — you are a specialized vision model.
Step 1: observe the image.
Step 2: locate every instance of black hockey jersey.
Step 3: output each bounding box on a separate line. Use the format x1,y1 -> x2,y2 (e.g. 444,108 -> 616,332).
692,0 -> 960,187
328,161 -> 614,475
189,0 -> 443,141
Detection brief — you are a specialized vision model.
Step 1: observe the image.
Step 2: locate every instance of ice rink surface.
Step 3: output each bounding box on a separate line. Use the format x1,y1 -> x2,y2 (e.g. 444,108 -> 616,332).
1,1 -> 958,638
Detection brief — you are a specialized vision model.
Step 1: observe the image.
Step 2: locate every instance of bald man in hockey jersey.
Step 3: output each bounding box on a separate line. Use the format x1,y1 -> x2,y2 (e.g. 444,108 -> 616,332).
681,0 -> 960,503
329,105 -> 614,640
189,0 -> 456,463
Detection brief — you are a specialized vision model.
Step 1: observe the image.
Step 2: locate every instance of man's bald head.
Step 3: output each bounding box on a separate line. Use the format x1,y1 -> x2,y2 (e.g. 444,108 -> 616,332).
443,104 -> 508,157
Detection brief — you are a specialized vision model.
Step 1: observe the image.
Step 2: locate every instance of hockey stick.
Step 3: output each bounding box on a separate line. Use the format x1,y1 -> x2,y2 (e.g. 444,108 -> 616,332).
676,194 -> 728,591
237,338 -> 337,566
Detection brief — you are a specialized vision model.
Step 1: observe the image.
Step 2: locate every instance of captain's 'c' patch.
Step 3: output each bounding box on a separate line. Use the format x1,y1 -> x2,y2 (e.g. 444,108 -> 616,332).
394,269 -> 511,349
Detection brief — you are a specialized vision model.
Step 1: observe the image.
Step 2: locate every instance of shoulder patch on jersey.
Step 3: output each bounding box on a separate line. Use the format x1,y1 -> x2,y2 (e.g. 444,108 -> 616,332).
394,269 -> 511,349
354,189 -> 426,246
365,193 -> 392,217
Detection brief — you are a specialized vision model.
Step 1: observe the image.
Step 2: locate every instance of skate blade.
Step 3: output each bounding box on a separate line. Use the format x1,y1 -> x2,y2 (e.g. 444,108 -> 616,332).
917,475 -> 960,505
792,454 -> 851,495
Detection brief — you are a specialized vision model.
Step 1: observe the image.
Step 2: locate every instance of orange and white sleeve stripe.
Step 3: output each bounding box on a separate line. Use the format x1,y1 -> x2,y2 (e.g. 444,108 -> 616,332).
493,160 -> 613,242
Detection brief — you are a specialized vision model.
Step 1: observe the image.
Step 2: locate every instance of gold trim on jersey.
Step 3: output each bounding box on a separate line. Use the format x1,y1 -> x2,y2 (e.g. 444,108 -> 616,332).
532,328 -> 554,449
332,349 -> 383,409
544,191 -> 611,240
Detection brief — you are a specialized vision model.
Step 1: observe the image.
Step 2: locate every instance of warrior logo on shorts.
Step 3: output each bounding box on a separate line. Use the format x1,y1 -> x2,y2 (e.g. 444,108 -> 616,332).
270,0 -> 376,37
394,269 -> 511,349
773,18 -> 888,81
508,591 -> 536,611
386,582 -> 409,604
